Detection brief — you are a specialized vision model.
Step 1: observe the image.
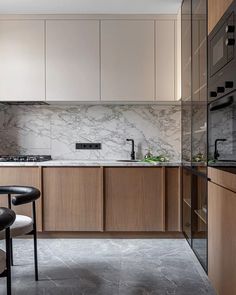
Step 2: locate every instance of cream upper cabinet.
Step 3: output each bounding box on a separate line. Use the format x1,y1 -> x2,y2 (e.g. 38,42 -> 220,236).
156,20 -> 176,101
101,20 -> 155,101
46,20 -> 100,101
0,20 -> 45,101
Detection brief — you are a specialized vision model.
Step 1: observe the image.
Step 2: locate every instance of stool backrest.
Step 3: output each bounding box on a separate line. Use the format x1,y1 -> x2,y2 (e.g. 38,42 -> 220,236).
0,186 -> 40,206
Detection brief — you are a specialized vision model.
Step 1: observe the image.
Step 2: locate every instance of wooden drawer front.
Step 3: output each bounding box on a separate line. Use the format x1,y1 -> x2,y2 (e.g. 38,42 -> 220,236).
0,167 -> 42,231
208,181 -> 236,295
208,167 -> 236,192
105,167 -> 165,231
43,167 -> 103,231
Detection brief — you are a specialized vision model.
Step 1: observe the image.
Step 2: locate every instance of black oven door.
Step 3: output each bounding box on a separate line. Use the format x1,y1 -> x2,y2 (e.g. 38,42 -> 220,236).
208,92 -> 236,163
209,13 -> 234,77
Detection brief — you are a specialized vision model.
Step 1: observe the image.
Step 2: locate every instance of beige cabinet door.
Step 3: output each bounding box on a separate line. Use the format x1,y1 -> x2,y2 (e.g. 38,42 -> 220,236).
155,20 -> 176,101
105,167 -> 165,231
0,167 -> 43,231
43,168 -> 103,231
0,20 -> 45,101
101,20 -> 155,101
208,181 -> 236,295
46,20 -> 100,101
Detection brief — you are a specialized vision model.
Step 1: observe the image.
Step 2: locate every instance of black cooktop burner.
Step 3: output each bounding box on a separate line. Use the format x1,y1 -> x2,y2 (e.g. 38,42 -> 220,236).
0,155 -> 52,162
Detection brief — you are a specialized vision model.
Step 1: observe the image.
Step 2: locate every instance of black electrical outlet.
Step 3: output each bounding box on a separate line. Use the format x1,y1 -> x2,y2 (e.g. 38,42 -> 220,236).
76,143 -> 102,150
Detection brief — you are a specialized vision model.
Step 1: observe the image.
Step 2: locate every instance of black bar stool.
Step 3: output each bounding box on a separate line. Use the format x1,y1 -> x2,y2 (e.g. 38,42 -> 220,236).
0,207 -> 16,295
0,186 -> 41,282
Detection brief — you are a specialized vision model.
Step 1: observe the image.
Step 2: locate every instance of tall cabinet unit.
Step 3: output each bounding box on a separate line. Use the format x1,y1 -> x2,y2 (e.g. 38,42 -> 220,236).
181,0 -> 208,271
181,0 -> 192,245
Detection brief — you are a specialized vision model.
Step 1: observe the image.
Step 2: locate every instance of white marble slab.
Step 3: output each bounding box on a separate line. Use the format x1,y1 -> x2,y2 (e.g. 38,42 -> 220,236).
0,104 -> 181,161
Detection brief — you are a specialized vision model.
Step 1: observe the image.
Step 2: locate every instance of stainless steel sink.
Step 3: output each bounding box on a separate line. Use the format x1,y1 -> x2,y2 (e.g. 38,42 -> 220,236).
116,160 -> 140,162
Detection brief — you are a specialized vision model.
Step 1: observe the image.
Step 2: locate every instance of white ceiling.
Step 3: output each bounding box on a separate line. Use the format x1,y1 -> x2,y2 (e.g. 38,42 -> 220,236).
0,0 -> 182,14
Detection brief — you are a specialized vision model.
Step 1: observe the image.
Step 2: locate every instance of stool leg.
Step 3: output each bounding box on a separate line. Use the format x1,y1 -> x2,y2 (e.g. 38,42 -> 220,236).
6,228 -> 12,295
10,239 -> 13,266
32,202 -> 38,281
33,229 -> 38,281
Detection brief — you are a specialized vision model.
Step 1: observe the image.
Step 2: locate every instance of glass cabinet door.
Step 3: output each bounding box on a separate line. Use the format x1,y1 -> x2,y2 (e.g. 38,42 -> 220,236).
192,174 -> 208,269
182,167 -> 192,243
192,0 -> 207,175
182,0 -> 192,166
181,0 -> 192,102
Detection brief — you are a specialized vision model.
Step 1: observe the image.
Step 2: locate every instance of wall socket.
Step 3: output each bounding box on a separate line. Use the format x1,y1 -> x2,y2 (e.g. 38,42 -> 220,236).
75,143 -> 101,150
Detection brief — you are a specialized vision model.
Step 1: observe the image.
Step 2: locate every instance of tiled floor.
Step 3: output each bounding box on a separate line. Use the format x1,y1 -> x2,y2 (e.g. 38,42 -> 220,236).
0,239 -> 216,295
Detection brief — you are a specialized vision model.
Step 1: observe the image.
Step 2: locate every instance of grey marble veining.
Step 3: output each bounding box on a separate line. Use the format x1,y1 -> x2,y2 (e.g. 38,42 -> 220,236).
0,239 -> 216,295
0,104 -> 181,161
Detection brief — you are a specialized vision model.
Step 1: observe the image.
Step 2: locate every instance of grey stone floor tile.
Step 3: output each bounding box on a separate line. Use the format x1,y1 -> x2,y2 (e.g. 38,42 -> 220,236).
0,239 -> 216,295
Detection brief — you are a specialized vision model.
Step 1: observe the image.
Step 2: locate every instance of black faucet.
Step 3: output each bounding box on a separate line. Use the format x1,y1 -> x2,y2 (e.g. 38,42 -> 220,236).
126,139 -> 135,160
214,139 -> 227,160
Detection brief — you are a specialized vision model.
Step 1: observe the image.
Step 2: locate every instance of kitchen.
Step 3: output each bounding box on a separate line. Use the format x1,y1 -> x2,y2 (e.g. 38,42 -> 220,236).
0,0 -> 234,294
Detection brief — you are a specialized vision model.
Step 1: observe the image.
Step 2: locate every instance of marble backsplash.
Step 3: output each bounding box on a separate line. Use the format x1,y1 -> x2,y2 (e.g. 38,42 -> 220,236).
0,104 -> 181,161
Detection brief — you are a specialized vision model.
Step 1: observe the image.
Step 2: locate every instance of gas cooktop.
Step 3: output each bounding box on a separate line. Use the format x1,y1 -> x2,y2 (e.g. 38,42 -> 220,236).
0,155 -> 52,162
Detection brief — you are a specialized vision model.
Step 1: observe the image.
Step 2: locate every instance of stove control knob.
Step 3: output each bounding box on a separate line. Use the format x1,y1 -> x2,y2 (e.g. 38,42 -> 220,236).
226,38 -> 235,46
225,81 -> 234,88
210,91 -> 217,98
226,25 -> 235,33
217,86 -> 225,93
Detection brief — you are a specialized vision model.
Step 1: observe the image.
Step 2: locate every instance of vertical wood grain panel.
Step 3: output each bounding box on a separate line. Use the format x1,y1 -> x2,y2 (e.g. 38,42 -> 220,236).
208,181 -> 236,295
105,167 -> 164,231
208,0 -> 233,34
165,167 -> 181,231
43,167 -> 103,231
0,167 -> 43,231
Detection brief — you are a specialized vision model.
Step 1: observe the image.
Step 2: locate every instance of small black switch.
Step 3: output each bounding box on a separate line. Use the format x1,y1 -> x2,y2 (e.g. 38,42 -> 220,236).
76,143 -> 101,150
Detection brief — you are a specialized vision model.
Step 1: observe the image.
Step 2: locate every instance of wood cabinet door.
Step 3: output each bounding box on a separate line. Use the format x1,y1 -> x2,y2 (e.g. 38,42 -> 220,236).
43,168 -> 103,231
105,167 -> 165,231
208,181 -> 236,295
46,20 -> 100,101
208,0 -> 233,34
165,167 -> 181,231
0,167 -> 42,231
101,20 -> 155,101
155,20 -> 176,101
0,20 -> 45,101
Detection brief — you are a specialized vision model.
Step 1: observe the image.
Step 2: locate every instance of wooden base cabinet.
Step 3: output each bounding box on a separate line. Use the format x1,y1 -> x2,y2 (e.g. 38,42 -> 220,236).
0,167 -> 43,231
43,167 -> 103,231
105,167 -> 165,231
208,181 -> 236,295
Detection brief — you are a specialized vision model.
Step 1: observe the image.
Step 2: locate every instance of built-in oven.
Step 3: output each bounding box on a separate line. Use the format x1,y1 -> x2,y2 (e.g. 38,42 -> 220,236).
209,13 -> 234,77
208,0 -> 236,102
208,92 -> 236,164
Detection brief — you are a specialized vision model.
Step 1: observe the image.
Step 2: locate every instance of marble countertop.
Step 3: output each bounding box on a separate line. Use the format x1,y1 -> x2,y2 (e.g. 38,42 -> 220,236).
0,160 -> 181,167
